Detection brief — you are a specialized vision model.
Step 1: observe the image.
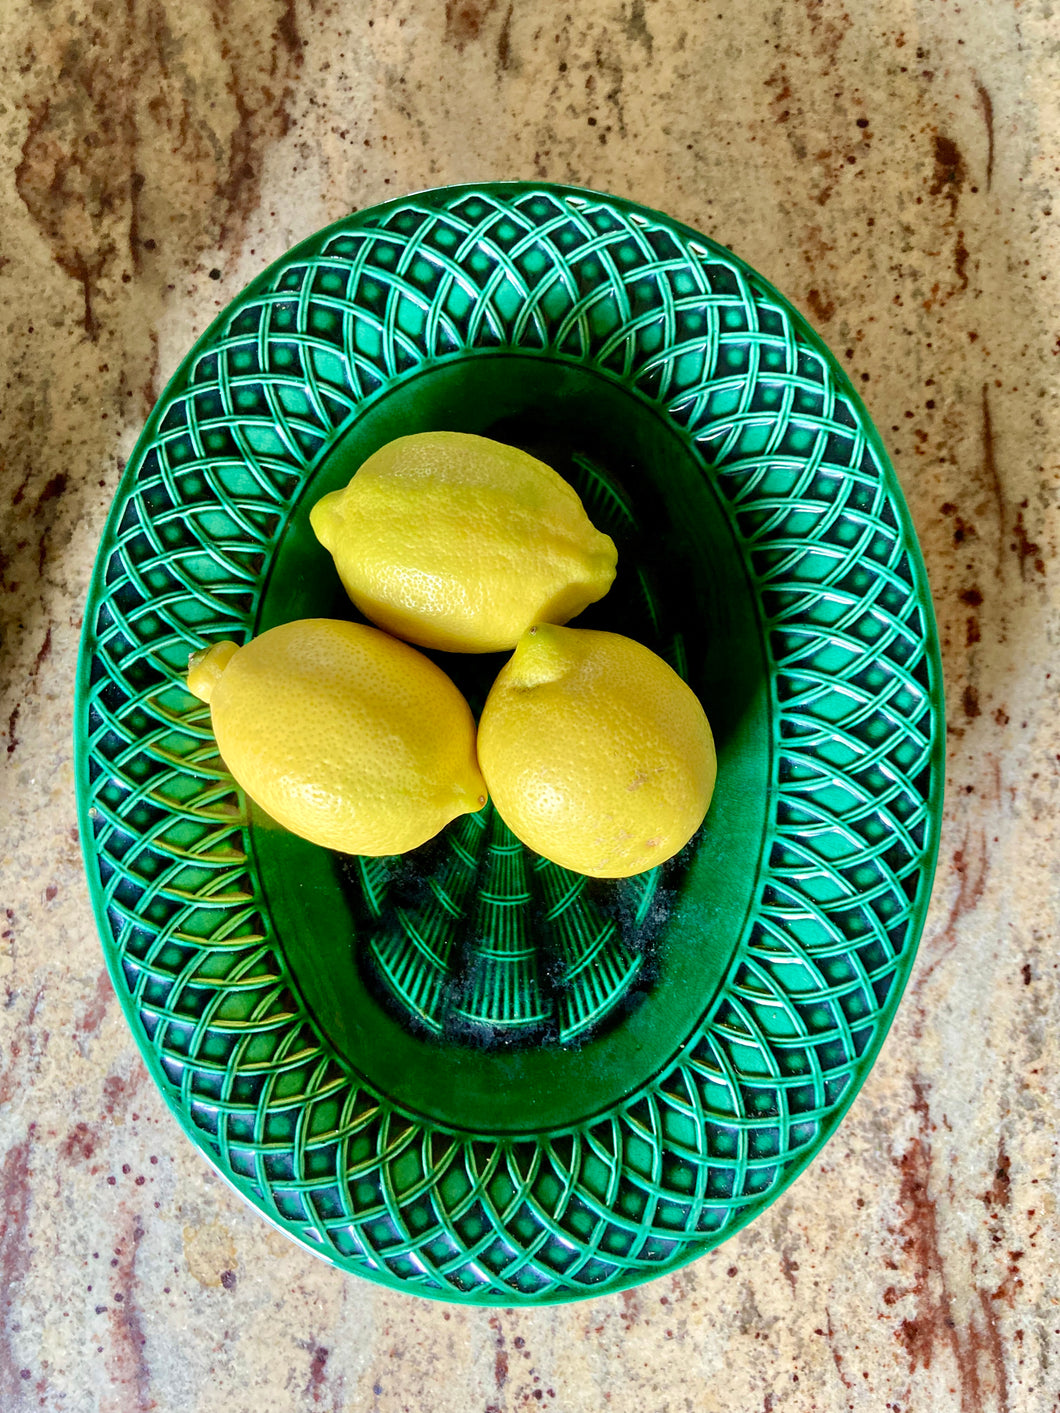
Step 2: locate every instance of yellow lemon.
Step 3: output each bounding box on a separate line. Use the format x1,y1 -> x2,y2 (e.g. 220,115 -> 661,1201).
186,618 -> 486,856
477,625 -> 716,878
309,431 -> 617,653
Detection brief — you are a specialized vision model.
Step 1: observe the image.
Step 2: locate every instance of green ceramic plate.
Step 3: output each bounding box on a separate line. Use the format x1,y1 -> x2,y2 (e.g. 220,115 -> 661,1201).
75,183 -> 944,1304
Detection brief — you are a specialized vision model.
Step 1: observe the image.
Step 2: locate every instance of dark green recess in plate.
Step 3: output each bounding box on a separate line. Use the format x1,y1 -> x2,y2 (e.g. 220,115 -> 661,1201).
75,183 -> 945,1305
259,356 -> 769,1135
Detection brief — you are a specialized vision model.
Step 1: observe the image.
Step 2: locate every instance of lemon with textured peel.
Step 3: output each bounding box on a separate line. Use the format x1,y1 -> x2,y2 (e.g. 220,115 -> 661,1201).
310,431 -> 618,653
187,619 -> 487,856
477,625 -> 716,878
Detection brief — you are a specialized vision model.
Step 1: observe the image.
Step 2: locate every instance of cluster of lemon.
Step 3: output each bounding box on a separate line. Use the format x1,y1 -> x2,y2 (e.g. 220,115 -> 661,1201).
187,432 -> 716,879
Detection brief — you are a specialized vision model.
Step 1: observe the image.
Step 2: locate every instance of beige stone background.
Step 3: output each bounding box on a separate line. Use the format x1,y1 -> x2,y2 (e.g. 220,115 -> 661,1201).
0,0 -> 1058,1408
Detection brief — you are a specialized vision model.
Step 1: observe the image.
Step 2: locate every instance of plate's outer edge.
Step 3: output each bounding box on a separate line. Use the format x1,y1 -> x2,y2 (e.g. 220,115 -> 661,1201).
74,182 -> 945,1305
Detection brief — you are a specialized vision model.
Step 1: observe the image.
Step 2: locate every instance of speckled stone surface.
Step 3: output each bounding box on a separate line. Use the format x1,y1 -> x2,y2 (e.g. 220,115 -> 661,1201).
1,0 -> 1057,1408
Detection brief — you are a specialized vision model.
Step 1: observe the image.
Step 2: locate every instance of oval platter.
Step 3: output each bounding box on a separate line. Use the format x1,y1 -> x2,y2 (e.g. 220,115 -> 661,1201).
75,183 -> 945,1305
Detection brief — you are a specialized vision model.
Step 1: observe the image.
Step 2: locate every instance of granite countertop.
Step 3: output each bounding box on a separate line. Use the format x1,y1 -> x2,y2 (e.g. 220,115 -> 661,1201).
2,0 -> 1057,1408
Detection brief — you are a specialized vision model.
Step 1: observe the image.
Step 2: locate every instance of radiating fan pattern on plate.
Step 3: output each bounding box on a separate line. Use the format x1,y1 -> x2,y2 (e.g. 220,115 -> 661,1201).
347,448 -> 664,1047
80,186 -> 939,1301
353,806 -> 655,1045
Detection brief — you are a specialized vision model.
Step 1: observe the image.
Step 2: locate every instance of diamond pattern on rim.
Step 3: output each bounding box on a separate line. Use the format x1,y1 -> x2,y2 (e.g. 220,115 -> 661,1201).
78,185 -> 940,1303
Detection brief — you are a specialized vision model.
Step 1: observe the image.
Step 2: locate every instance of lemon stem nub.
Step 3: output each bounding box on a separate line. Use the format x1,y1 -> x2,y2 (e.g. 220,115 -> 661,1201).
187,640 -> 240,704
507,624 -> 569,689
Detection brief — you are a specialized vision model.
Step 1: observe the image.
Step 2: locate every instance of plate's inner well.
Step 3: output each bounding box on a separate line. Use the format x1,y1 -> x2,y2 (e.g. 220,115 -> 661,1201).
251,356 -> 770,1134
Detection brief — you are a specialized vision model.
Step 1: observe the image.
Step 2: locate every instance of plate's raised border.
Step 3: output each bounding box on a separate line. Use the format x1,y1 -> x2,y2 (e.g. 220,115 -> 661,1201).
75,183 -> 944,1304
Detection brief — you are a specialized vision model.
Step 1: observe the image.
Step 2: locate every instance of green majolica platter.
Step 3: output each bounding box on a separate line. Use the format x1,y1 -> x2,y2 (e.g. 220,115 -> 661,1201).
75,183 -> 944,1304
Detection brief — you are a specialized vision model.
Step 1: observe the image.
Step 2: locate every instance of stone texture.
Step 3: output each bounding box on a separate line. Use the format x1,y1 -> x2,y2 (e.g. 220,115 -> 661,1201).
0,0 -> 1057,1409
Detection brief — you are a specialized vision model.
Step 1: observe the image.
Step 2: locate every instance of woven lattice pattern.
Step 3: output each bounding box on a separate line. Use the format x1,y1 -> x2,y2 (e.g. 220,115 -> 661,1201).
77,185 -> 941,1303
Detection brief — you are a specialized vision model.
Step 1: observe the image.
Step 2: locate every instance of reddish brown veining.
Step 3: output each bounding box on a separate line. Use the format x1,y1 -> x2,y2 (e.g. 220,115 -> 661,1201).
300,1340 -> 337,1404
891,1084 -> 1011,1412
961,582 -> 983,648
892,1088 -> 945,1373
14,94 -> 107,337
15,0 -> 303,341
940,501 -> 977,548
35,473 -> 67,508
765,65 -> 793,125
798,0 -> 852,68
980,385 -> 1007,577
974,81 -> 995,191
954,231 -> 970,291
309,1346 -> 333,1402
75,967 -> 114,1057
0,987 -> 49,1105
116,324 -> 161,419
1011,505 -> 1045,579
59,1121 -> 100,1165
143,328 -> 161,414
213,0 -> 305,248
923,227 -> 973,310
101,1061 -> 148,1120
910,828 -> 988,1024
762,3 -> 854,212
445,0 -> 497,49
29,627 -> 52,681
2,419 -> 74,613
488,1314 -> 509,1391
973,1288 -> 1010,1409
989,1249 -> 1025,1309
104,1210 -> 155,1412
496,2 -> 514,71
806,287 -> 836,324
276,0 -> 304,67
6,705 -> 19,757
931,388 -> 1010,741
930,134 -> 965,218
0,1138 -> 33,1410
823,1308 -> 853,1389
982,1142 -> 1011,1211
30,467 -> 71,580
